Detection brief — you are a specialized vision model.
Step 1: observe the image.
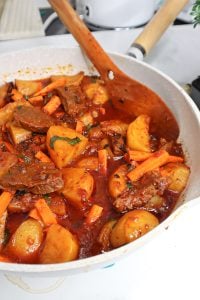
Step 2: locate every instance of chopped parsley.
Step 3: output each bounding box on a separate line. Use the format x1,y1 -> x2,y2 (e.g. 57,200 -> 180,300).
126,182 -> 133,190
43,194 -> 51,205
50,135 -> 81,149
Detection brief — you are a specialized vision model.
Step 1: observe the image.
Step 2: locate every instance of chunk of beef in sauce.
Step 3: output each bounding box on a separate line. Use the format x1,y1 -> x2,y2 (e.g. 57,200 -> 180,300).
14,105 -> 54,133
8,192 -> 40,213
56,85 -> 89,117
113,170 -> 169,213
0,162 -> 64,194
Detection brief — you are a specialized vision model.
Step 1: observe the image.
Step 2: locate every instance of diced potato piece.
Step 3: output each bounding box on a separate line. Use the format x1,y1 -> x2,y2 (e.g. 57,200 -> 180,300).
98,219 -> 117,251
160,162 -> 190,193
46,126 -> 88,169
109,164 -> 128,198
51,71 -> 84,87
101,120 -> 128,136
8,123 -> 32,144
6,218 -> 43,263
0,83 -> 8,108
110,210 -> 159,248
0,211 -> 7,251
15,79 -> 43,96
127,115 -> 151,152
79,112 -> 94,126
83,82 -> 109,105
76,156 -> 99,171
40,224 -> 79,264
61,167 -> 94,209
145,195 -> 165,210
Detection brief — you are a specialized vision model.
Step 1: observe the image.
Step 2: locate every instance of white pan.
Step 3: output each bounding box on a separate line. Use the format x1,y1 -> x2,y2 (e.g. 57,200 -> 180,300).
0,46 -> 200,277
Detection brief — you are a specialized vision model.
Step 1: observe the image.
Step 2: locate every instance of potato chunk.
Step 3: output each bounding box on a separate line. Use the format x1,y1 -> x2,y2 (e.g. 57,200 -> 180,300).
109,164 -> 128,198
8,123 -> 32,144
40,224 -> 79,264
51,72 -> 84,87
46,126 -> 88,169
6,218 -> 43,263
161,162 -> 190,192
83,82 -> 109,105
61,167 -> 94,209
15,79 -> 42,96
0,83 -> 8,108
110,210 -> 159,248
76,156 -> 98,171
127,115 -> 151,152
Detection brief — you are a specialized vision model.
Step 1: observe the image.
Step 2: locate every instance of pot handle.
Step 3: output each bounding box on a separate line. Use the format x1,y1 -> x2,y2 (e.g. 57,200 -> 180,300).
128,0 -> 189,60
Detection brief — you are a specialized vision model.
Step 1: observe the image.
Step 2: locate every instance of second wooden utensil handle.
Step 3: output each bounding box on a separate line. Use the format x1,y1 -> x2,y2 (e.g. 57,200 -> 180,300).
129,0 -> 189,58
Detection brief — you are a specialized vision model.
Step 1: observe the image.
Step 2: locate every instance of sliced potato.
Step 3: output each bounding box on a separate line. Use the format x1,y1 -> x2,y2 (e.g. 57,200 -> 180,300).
108,164 -> 128,198
83,82 -> 109,105
127,115 -> 151,152
0,83 -> 8,108
61,167 -> 94,209
98,219 -> 117,251
46,126 -> 88,169
51,71 -> 84,87
40,224 -> 79,264
6,218 -> 43,263
76,156 -> 99,171
15,79 -> 43,96
110,210 -> 159,248
79,112 -> 94,126
0,100 -> 30,126
161,162 -> 190,193
8,122 -> 32,144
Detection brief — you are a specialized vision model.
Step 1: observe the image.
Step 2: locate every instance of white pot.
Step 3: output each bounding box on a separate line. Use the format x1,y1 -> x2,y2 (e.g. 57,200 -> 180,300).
0,46 -> 200,278
76,0 -> 156,28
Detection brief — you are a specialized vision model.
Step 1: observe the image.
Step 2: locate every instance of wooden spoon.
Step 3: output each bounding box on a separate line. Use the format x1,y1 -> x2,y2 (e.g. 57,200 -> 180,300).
48,0 -> 181,140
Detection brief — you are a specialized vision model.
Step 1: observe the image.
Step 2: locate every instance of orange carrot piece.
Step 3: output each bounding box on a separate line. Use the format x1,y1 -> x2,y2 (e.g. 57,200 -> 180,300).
127,150 -> 153,162
28,95 -> 43,106
35,150 -> 52,163
167,155 -> 184,163
34,78 -> 66,96
98,149 -> 107,175
4,141 -> 15,154
0,255 -> 11,263
35,198 -> 57,226
0,191 -> 15,218
86,204 -> 103,224
127,150 -> 169,182
11,89 -> 24,101
29,208 -> 43,223
43,95 -> 61,115
75,120 -> 84,134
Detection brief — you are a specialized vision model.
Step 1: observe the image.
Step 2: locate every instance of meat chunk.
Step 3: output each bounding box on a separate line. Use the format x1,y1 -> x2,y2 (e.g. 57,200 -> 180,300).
109,134 -> 126,156
100,120 -> 128,136
113,171 -> 169,212
14,105 -> 54,133
0,162 -> 64,194
57,86 -> 87,117
8,192 -> 40,213
0,152 -> 18,178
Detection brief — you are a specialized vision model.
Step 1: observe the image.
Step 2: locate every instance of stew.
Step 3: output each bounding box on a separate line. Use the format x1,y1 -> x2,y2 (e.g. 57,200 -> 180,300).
0,72 -> 190,264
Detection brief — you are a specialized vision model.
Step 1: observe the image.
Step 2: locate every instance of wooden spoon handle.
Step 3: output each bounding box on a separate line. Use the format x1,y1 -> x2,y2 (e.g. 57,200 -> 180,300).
128,0 -> 189,59
48,0 -> 122,80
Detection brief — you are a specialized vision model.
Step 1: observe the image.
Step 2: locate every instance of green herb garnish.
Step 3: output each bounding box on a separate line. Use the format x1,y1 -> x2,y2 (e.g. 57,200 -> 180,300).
17,154 -> 31,163
43,194 -> 51,205
24,95 -> 29,101
126,182 -> 133,190
50,135 -> 81,149
192,0 -> 200,27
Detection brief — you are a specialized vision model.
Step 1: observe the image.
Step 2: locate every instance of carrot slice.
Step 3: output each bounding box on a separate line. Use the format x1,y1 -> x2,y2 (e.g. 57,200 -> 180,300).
28,95 -> 43,106
29,208 -> 43,223
34,78 -> 66,96
35,198 -> 57,227
11,89 -> 24,101
86,204 -> 103,224
35,150 -> 52,163
167,155 -> 184,163
43,95 -> 61,115
98,149 -> 107,175
0,191 -> 15,218
75,120 -> 84,134
127,150 -> 153,162
127,150 -> 169,182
